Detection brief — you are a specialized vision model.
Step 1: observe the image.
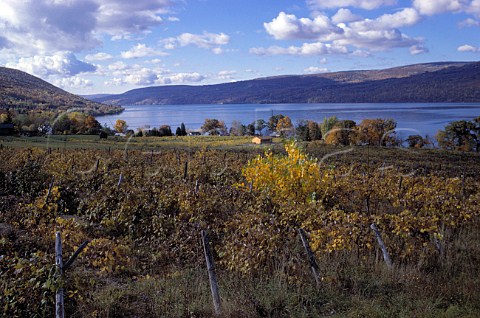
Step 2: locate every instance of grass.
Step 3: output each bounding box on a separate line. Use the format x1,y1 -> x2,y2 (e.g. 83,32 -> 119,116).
1,136 -> 480,317
0,135 -> 284,151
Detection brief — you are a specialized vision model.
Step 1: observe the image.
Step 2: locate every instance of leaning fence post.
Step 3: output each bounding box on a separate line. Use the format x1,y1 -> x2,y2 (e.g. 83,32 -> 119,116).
201,230 -> 221,315
55,232 -> 64,318
370,223 -> 393,269
298,228 -> 321,286
45,176 -> 55,205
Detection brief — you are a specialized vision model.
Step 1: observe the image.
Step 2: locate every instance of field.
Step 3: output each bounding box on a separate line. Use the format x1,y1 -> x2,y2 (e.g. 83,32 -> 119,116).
1,135 -> 480,317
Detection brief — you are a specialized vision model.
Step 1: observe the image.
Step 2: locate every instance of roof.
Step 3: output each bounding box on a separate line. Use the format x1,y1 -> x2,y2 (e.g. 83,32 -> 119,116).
0,123 -> 14,129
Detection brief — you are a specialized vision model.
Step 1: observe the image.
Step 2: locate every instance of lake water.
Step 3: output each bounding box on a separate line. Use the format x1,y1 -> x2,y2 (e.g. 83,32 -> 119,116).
96,103 -> 480,138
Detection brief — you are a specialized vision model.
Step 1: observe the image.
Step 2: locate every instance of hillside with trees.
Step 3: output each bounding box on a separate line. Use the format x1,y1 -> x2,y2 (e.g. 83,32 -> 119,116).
0,67 -> 122,115
89,61 -> 480,105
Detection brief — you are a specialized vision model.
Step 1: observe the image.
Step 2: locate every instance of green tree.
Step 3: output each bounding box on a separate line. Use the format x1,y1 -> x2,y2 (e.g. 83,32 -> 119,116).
436,119 -> 476,151
180,122 -> 187,136
268,114 -> 284,133
255,119 -> 267,135
321,116 -> 338,139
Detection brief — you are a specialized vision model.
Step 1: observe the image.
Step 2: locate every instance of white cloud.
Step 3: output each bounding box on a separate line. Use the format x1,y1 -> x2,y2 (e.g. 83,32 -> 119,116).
264,12 -> 343,40
250,42 -> 348,56
258,9 -> 424,56
6,51 -> 96,77
0,0 -> 177,55
124,68 -> 159,85
85,52 -> 113,62
121,44 -> 167,59
413,0 -> 480,17
349,8 -> 421,31
413,0 -> 463,15
459,18 -> 480,27
53,76 -> 93,90
104,62 -> 206,87
409,44 -> 429,55
304,66 -> 329,74
457,44 -> 480,52
163,32 -> 230,53
307,0 -> 396,10
332,9 -> 362,24
217,70 -> 237,80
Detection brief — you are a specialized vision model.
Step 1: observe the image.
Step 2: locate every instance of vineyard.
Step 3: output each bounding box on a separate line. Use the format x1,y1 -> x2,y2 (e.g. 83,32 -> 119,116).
1,139 -> 480,317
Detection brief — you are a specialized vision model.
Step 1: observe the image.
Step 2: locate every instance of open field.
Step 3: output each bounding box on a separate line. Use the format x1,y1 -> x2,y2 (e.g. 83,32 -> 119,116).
1,136 -> 480,317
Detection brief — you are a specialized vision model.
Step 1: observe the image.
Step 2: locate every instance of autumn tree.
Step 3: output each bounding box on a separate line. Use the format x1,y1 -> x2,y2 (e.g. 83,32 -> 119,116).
296,120 -> 322,141
276,116 -> 293,137
201,118 -> 227,135
85,115 -> 102,134
406,135 -> 425,148
325,120 -> 357,145
114,119 -> 128,134
356,118 -> 397,146
230,120 -> 246,136
268,114 -> 284,133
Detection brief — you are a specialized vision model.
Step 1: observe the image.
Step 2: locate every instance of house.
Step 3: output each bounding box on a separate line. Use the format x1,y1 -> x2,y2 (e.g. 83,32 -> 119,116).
0,123 -> 14,136
188,129 -> 202,136
252,136 -> 272,145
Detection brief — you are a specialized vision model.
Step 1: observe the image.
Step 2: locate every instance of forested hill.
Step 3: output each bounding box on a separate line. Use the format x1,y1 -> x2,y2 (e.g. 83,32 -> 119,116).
90,61 -> 480,105
0,67 -> 122,115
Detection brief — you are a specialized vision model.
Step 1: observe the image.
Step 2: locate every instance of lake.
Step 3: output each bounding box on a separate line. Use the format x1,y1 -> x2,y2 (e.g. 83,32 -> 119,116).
95,103 -> 480,138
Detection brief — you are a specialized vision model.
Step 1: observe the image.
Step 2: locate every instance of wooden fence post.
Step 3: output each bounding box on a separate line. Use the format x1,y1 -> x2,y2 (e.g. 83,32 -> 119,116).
370,223 -> 393,269
55,232 -> 64,318
201,230 -> 221,315
183,161 -> 188,182
117,173 -> 123,188
298,228 -> 321,286
55,232 -> 89,318
45,176 -> 55,205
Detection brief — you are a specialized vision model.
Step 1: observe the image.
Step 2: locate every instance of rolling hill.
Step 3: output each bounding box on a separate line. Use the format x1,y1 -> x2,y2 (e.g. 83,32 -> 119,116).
89,61 -> 480,105
0,67 -> 123,115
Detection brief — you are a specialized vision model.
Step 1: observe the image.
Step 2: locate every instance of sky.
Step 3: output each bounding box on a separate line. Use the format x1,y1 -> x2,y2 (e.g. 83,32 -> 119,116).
0,0 -> 479,95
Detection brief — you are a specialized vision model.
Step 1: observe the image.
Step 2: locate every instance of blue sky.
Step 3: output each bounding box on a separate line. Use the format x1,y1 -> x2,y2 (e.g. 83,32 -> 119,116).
0,0 -> 479,95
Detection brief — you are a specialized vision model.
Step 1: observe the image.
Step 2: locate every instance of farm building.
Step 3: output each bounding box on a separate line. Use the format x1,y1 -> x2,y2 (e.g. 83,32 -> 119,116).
252,136 -> 272,144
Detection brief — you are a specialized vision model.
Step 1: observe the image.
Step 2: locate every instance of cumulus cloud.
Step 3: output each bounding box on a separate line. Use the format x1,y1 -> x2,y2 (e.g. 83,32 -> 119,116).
264,12 -> 343,40
413,0 -> 480,17
332,9 -> 362,24
53,76 -> 93,90
121,44 -> 167,59
104,62 -> 206,87
307,0 -> 396,10
85,52 -> 113,62
6,51 -> 96,77
0,0 -> 177,54
459,18 -> 480,27
304,66 -> 329,74
349,8 -> 421,31
217,70 -> 237,80
409,44 -> 429,55
258,8 -> 424,56
250,42 -> 348,56
163,32 -> 230,53
457,44 -> 480,52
